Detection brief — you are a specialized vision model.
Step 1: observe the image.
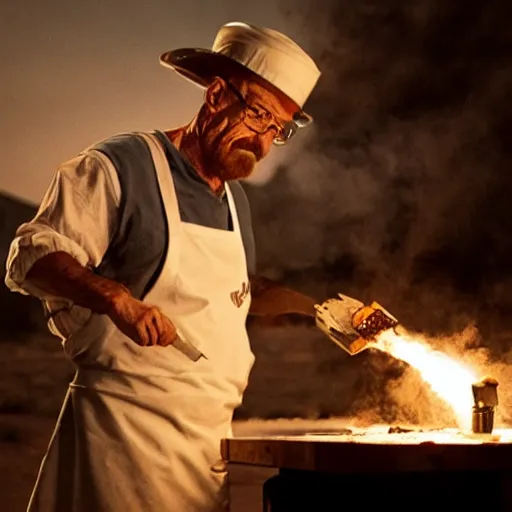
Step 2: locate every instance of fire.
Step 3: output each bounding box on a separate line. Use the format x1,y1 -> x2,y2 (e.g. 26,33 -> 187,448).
370,329 -> 479,430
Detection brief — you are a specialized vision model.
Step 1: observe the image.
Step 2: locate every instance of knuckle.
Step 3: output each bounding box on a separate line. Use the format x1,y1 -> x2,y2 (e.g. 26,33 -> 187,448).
144,306 -> 161,322
141,309 -> 153,321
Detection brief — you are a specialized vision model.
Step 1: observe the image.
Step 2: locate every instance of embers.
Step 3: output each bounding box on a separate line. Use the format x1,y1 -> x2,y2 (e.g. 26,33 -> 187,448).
355,309 -> 398,339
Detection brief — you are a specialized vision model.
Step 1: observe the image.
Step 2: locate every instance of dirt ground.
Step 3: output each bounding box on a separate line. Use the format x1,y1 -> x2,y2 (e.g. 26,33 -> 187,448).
0,413 -> 279,512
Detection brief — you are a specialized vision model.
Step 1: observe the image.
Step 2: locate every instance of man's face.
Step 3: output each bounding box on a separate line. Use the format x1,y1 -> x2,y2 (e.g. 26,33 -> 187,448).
200,78 -> 298,181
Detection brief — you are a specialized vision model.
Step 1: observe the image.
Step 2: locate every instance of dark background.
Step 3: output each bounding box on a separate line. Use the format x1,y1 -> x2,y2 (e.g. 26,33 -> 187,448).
2,0 -> 512,433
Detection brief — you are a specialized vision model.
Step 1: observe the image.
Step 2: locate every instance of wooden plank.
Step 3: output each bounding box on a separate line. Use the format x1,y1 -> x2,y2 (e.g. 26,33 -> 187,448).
223,437 -> 512,473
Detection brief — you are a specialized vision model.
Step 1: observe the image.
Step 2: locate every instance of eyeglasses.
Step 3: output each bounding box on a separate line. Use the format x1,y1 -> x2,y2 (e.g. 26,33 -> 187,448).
226,82 -> 313,146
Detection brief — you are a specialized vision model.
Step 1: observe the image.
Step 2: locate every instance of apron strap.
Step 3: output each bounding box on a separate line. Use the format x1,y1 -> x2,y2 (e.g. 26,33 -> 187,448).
137,131 -> 182,287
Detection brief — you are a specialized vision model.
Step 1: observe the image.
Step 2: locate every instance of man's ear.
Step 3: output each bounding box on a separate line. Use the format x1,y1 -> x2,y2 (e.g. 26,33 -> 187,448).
205,76 -> 229,112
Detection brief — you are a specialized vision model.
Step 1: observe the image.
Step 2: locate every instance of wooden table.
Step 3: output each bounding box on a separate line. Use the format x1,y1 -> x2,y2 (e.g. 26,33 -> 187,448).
222,432 -> 512,511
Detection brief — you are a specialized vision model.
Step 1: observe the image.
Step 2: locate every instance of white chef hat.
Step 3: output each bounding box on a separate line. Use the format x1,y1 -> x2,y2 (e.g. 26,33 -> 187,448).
160,21 -> 321,120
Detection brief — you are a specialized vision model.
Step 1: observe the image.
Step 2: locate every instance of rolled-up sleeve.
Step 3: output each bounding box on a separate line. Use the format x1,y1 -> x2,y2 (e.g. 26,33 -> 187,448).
5,150 -> 120,300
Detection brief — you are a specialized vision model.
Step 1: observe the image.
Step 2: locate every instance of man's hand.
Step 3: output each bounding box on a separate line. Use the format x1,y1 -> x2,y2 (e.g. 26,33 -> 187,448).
107,291 -> 178,347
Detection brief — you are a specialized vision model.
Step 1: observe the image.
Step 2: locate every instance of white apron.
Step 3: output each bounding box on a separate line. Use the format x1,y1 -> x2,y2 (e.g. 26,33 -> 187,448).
27,132 -> 255,512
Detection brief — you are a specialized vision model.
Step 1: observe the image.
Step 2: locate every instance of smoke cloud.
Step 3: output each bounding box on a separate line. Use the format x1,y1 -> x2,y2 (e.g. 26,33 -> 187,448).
240,0 -> 512,426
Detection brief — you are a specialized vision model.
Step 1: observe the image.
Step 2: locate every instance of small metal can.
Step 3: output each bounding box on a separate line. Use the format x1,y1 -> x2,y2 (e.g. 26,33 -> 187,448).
472,406 -> 495,434
471,378 -> 499,434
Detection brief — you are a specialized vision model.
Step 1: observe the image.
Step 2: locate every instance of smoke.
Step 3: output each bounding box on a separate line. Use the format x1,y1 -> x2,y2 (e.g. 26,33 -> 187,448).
241,0 -> 512,424
361,325 -> 512,428
248,0 -> 512,323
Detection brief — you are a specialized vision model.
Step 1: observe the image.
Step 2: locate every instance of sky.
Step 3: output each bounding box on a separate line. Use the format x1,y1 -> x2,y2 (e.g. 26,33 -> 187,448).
1,1 -> 296,203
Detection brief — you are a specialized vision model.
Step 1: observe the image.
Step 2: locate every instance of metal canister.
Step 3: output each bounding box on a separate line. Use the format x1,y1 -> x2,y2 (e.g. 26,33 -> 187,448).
472,406 -> 495,434
471,378 -> 499,434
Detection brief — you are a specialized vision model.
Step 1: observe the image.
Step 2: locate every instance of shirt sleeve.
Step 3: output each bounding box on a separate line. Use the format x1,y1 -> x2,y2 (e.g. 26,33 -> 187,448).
5,150 -> 121,300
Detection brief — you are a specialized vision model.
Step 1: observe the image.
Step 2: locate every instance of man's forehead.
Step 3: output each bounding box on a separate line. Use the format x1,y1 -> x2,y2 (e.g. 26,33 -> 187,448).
244,79 -> 297,118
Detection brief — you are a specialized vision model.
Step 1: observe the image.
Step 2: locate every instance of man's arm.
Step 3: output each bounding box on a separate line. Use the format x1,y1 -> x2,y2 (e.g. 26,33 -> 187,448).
215,182 -> 318,320
6,151 -> 176,348
26,251 -> 126,315
249,275 -> 317,318
25,252 -> 177,347
5,153 -> 118,300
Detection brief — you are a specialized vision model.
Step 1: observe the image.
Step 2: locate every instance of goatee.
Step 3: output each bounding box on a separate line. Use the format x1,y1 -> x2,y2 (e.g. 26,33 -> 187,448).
221,148 -> 257,180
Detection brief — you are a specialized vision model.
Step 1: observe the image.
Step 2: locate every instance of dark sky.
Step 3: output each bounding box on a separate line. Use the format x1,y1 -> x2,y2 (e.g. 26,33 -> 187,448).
0,1 -> 294,203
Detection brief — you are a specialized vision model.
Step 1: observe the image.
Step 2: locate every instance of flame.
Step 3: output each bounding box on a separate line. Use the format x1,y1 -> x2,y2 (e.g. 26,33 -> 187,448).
370,329 -> 479,429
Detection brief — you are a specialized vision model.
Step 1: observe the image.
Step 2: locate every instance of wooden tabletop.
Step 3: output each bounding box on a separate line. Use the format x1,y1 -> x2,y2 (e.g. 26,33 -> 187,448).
222,434 -> 512,473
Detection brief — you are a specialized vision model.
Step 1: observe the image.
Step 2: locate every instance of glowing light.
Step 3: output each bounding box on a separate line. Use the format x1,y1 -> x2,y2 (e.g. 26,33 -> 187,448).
371,329 -> 479,430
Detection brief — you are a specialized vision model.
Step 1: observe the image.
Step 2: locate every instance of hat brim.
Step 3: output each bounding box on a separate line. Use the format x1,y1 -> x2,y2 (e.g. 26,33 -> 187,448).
159,48 -> 312,120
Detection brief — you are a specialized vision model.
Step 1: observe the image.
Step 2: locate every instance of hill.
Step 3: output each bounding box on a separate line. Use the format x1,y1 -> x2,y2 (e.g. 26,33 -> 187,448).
0,192 -> 47,340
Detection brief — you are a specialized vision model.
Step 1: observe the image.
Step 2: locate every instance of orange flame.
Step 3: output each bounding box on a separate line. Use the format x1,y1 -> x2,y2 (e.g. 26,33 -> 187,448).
370,329 -> 479,429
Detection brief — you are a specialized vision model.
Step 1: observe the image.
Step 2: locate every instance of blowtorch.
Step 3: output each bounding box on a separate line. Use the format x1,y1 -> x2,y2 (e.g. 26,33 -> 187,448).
315,293 -> 399,355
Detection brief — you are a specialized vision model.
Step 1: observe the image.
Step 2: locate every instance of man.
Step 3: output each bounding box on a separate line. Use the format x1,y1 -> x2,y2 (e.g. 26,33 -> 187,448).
5,21 -> 321,511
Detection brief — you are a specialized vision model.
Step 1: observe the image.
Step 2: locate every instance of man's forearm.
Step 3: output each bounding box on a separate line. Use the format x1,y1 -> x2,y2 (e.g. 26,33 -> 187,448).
25,251 -> 129,314
249,276 -> 317,318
